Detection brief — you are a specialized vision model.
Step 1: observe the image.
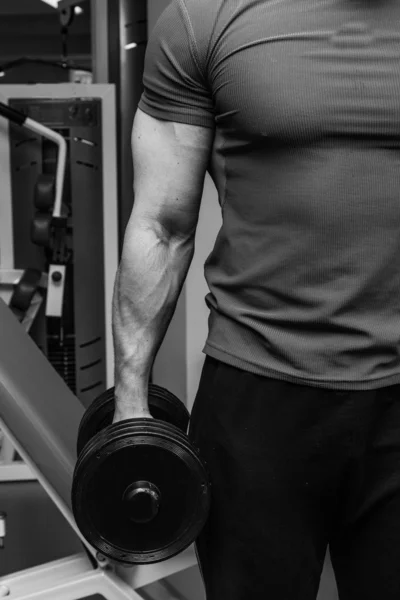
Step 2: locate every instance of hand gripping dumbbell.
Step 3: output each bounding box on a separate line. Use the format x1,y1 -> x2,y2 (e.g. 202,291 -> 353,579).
71,384 -> 211,565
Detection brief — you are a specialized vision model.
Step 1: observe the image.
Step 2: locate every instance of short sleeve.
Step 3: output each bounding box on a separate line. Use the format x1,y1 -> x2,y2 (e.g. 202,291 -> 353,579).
138,0 -> 215,129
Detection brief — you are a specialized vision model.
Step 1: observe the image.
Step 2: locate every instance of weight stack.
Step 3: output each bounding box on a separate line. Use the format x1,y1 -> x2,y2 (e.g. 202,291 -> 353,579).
8,96 -> 109,408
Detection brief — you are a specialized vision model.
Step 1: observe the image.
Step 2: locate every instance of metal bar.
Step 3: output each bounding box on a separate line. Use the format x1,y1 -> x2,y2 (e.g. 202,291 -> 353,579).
91,0 -> 109,83
23,119 -> 67,219
0,270 -> 48,288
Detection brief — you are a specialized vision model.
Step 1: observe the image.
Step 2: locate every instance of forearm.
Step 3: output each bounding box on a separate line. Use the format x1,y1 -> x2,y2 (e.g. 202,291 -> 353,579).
112,220 -> 195,414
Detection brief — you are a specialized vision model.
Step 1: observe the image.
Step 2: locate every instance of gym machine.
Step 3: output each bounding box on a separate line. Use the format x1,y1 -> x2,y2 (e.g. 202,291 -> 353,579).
0,84 -> 119,406
0,84 -> 119,480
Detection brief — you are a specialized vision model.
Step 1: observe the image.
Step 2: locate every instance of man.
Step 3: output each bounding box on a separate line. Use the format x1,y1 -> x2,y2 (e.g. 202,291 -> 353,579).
112,0 -> 400,598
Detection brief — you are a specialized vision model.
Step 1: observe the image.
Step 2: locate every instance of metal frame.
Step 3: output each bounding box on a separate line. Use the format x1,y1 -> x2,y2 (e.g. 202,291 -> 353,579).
90,0 -> 109,82
0,269 -> 48,481
22,118 -> 67,220
0,84 -> 119,485
0,83 -> 119,390
0,548 -> 198,599
0,553 -> 143,600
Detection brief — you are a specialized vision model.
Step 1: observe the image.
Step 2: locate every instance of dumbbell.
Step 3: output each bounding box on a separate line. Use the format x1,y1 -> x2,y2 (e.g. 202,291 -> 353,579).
76,384 -> 191,456
71,385 -> 211,565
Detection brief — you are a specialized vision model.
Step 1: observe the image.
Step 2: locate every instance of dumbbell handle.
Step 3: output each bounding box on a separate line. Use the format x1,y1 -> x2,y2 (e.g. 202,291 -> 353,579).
122,480 -> 161,524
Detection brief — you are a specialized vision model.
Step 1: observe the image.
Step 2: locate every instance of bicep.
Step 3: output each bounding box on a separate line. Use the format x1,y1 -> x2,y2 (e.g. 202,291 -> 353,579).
129,108 -> 215,240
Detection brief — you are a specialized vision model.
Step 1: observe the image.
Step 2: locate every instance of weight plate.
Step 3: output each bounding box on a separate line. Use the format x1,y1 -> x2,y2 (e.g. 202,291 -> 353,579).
78,418 -> 198,471
31,213 -> 52,247
34,174 -> 55,210
72,421 -> 211,565
77,384 -> 190,456
10,268 -> 42,313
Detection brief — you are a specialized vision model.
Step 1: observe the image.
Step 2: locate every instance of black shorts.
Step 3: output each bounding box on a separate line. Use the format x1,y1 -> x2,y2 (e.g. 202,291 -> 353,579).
188,356 -> 400,600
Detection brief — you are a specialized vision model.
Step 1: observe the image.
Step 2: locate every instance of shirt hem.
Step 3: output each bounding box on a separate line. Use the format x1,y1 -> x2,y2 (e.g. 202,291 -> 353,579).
203,342 -> 400,391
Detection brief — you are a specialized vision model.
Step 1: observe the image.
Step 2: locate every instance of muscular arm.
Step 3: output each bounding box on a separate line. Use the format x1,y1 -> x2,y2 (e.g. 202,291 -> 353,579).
112,108 -> 215,420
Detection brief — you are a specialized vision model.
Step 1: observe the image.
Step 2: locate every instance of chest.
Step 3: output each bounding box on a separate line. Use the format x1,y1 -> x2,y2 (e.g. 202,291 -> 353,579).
210,4 -> 400,145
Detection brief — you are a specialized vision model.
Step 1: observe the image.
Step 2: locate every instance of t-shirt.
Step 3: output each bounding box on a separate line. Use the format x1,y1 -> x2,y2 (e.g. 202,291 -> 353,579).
138,0 -> 400,390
